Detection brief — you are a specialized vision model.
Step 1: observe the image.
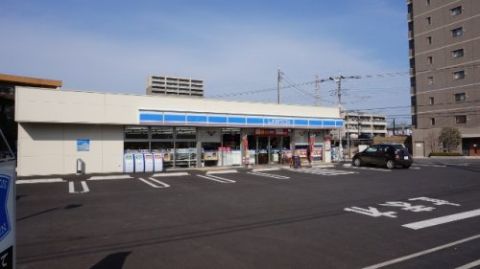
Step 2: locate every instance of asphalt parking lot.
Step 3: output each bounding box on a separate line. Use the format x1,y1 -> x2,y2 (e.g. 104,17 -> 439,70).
16,159 -> 480,269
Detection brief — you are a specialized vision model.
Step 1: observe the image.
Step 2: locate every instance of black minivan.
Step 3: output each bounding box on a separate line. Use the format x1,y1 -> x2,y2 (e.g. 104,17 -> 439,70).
352,144 -> 413,169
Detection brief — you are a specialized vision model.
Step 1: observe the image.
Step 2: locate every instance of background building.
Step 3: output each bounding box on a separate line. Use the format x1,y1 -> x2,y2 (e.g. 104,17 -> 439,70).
387,124 -> 413,137
343,112 -> 387,139
408,0 -> 480,156
0,73 -> 62,159
147,75 -> 204,97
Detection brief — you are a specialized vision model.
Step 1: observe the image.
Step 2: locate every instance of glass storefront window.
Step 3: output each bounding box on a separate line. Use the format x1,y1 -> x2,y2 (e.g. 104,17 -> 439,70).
151,127 -> 173,140
124,141 -> 149,152
176,127 -> 196,140
282,136 -> 291,150
202,142 -> 220,167
175,141 -> 197,167
222,128 -> 240,150
151,141 -> 174,152
125,126 -> 149,139
151,141 -> 174,168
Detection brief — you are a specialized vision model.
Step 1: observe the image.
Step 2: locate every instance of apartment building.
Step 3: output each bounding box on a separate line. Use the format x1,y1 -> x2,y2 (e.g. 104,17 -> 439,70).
147,75 -> 204,97
408,0 -> 480,156
343,112 -> 387,139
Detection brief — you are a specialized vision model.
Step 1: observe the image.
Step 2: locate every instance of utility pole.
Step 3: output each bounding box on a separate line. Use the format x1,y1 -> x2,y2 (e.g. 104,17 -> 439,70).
314,75 -> 321,106
277,69 -> 282,104
357,113 -> 361,138
346,113 -> 351,158
329,75 -> 344,160
329,75 -> 361,161
392,118 -> 396,136
337,78 -> 344,160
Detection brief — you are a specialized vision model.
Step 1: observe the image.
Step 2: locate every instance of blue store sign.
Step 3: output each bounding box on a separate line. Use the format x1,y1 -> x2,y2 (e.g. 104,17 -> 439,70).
0,175 -> 10,241
139,110 -> 344,129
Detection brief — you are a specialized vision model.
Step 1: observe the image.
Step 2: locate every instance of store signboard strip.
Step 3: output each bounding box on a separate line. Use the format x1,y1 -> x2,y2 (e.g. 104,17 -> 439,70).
139,110 -> 344,129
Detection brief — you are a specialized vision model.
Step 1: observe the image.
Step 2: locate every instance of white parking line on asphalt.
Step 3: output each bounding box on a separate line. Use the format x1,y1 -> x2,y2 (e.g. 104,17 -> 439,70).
146,177 -> 170,188
80,181 -> 90,193
402,208 -> 480,230
138,177 -> 170,188
251,167 -> 280,172
247,171 -> 290,179
152,172 -> 189,177
286,167 -> 356,176
362,234 -> 480,269
197,174 -> 236,183
455,258 -> 480,269
16,178 -> 65,184
206,169 -> 238,175
68,181 -> 75,194
88,175 -> 133,180
68,181 -> 89,194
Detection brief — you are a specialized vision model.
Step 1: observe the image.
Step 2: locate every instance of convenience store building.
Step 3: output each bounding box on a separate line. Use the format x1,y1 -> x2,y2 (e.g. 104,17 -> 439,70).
15,87 -> 343,176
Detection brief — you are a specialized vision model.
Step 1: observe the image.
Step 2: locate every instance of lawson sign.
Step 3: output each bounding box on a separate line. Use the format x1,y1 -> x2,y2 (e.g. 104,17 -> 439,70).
0,162 -> 15,269
139,110 -> 343,129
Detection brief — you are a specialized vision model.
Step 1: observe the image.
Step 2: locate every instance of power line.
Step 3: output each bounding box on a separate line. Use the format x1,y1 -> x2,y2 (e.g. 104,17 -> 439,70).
281,74 -> 316,98
209,70 -> 409,99
344,105 -> 411,112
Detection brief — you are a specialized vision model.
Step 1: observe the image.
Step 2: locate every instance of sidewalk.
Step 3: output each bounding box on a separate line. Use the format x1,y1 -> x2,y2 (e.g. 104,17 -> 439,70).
426,156 -> 480,159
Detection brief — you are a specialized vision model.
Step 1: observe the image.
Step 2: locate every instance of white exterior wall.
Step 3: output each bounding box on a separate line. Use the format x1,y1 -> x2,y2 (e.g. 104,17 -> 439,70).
15,87 -> 339,125
17,123 -> 123,176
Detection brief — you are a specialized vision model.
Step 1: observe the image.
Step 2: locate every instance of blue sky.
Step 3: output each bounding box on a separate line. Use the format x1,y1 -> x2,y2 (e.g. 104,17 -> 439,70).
0,0 -> 411,124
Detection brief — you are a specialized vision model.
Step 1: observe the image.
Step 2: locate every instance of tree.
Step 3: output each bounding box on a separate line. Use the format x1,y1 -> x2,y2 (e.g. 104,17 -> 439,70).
438,127 -> 462,152
427,130 -> 438,153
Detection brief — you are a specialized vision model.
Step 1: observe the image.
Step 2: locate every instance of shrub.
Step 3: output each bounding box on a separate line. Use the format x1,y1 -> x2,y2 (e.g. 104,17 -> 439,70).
428,152 -> 463,157
438,127 -> 462,152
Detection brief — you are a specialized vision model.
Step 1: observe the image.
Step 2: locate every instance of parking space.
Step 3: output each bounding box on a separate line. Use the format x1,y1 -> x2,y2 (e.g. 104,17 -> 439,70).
16,162 -> 480,269
16,165 -> 389,196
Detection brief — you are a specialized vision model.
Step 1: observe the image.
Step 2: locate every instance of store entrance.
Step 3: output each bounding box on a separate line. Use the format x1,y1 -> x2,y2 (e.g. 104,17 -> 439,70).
257,137 -> 269,164
254,129 -> 291,165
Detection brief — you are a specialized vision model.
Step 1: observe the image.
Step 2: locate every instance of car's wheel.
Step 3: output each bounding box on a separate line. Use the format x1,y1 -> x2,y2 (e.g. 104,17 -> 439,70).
386,160 -> 395,169
353,158 -> 362,167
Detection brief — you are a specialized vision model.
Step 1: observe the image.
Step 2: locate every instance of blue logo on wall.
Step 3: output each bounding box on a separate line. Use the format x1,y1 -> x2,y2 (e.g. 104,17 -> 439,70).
0,174 -> 10,241
77,139 -> 90,152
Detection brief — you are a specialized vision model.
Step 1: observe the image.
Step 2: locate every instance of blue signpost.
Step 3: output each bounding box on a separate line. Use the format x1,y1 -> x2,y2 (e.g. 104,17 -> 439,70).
0,162 -> 15,269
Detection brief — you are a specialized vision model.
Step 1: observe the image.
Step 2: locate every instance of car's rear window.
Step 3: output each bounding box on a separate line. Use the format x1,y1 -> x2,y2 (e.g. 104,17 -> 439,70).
392,144 -> 409,153
392,145 -> 405,150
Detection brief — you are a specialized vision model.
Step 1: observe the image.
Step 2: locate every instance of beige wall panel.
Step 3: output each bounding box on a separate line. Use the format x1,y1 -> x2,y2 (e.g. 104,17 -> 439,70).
16,87 -> 340,126
62,125 -> 103,174
17,123 -> 124,176
100,126 -> 124,173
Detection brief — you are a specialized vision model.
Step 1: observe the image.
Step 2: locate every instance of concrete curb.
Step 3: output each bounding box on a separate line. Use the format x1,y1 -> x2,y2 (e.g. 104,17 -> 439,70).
426,156 -> 480,159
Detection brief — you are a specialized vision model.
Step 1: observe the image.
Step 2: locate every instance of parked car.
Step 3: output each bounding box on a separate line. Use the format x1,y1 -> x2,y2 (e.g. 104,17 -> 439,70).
352,144 -> 413,169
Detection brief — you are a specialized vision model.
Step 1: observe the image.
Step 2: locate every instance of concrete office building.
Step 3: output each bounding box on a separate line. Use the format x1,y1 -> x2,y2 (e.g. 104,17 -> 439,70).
15,87 -> 342,176
408,0 -> 480,156
147,75 -> 204,97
